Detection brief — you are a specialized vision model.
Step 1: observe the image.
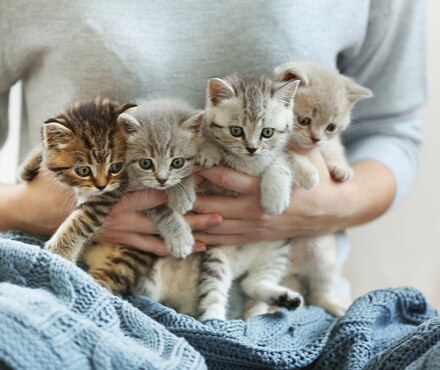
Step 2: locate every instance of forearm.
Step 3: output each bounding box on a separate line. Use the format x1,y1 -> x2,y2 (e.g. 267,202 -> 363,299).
336,159 -> 396,230
0,173 -> 75,236
0,183 -> 23,231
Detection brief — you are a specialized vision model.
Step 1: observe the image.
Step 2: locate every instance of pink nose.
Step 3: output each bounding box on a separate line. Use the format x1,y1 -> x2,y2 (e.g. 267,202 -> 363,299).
311,137 -> 321,144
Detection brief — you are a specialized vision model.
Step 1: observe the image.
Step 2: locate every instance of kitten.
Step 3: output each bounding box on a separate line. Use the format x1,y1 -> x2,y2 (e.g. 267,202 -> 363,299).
19,97 -> 136,262
82,99 -> 204,299
195,74 -> 304,320
274,61 -> 373,316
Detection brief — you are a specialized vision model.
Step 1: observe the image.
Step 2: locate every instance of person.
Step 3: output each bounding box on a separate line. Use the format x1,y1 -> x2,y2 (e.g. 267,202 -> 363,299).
0,0 -> 427,287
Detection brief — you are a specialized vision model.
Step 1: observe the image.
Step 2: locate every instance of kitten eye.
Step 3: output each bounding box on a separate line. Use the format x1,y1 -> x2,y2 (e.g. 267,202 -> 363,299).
261,128 -> 275,138
74,166 -> 92,177
229,126 -> 244,137
139,158 -> 154,170
326,123 -> 337,133
298,116 -> 311,126
108,162 -> 123,174
170,158 -> 185,169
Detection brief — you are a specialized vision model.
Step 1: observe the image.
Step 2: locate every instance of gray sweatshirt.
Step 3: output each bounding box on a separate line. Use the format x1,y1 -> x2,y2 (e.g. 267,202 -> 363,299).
0,0 -> 427,205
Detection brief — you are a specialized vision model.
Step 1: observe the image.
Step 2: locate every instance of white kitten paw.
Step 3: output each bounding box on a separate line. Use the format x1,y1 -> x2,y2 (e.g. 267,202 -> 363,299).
261,189 -> 290,215
165,231 -> 194,259
329,165 -> 353,182
309,295 -> 350,317
295,168 -> 320,190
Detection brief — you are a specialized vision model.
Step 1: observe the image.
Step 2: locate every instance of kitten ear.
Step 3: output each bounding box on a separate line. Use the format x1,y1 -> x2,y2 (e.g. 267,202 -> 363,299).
118,112 -> 141,135
272,79 -> 300,106
207,78 -> 235,105
43,119 -> 73,149
114,102 -> 138,116
273,63 -> 309,86
346,80 -> 374,104
181,110 -> 205,132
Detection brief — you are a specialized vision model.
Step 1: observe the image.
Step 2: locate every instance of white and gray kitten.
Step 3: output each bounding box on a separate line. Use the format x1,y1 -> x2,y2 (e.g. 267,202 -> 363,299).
83,99 -> 204,296
196,74 -> 304,320
274,61 -> 373,316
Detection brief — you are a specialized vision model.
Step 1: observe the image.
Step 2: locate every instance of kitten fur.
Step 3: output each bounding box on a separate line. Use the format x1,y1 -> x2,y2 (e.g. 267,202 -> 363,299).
274,61 -> 373,316
19,97 -> 136,262
195,74 -> 304,320
83,99 -> 205,303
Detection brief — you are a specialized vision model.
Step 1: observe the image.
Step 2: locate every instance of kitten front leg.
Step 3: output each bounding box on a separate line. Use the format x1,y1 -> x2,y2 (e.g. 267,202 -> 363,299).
147,205 -> 194,258
44,190 -> 122,262
260,158 -> 292,215
288,152 -> 320,190
197,248 -> 233,321
167,175 -> 196,214
320,137 -> 353,182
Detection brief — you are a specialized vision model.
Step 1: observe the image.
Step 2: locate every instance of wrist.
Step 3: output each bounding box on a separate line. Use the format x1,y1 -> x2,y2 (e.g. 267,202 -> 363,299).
0,183 -> 26,231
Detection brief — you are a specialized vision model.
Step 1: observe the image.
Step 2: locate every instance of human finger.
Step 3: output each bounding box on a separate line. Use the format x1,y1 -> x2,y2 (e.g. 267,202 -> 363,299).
193,232 -> 261,246
184,213 -> 223,231
96,230 -> 206,256
101,210 -> 158,234
194,194 -> 266,219
198,166 -> 260,195
112,189 -> 167,213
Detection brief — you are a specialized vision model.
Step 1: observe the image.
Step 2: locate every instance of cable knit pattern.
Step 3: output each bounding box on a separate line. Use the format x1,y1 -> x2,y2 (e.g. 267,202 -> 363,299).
0,232 -> 439,370
0,233 -> 206,370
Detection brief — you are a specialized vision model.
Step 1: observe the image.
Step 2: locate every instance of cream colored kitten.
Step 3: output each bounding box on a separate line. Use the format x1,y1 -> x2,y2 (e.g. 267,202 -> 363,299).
274,61 -> 373,316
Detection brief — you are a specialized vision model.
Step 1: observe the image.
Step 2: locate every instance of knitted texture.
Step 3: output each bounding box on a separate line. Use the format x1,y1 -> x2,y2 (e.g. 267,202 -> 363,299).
0,232 -> 439,370
0,233 -> 206,370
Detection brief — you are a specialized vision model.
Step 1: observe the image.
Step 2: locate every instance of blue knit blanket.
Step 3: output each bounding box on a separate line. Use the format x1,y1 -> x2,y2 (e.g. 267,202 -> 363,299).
0,232 -> 439,370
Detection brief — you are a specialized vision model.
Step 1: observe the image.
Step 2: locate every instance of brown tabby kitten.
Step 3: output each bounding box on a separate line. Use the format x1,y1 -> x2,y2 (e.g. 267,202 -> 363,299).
19,97 -> 136,262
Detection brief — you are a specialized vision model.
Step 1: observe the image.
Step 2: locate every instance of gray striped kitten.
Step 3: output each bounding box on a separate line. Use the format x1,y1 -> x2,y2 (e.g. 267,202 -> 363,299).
274,61 -> 373,316
83,99 -> 204,296
19,97 -> 137,262
196,74 -> 304,320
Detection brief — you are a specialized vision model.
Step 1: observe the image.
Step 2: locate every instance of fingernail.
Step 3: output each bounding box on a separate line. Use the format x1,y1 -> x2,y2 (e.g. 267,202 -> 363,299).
208,215 -> 222,226
193,241 -> 206,252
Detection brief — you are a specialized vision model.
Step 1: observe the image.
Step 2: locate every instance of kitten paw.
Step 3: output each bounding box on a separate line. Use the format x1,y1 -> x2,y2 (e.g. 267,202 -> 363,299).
166,231 -> 194,259
196,148 -> 223,168
329,165 -> 353,182
309,295 -> 350,317
295,169 -> 320,190
261,190 -> 290,215
44,241 -> 75,262
272,291 -> 303,310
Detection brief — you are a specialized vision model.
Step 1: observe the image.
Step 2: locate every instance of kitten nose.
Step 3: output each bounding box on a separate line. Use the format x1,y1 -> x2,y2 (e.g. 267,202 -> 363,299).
311,137 -> 321,144
246,147 -> 257,154
157,178 -> 167,185
95,184 -> 107,191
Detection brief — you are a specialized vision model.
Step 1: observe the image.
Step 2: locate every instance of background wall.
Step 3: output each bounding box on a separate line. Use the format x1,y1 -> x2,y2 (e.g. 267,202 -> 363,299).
345,0 -> 440,307
1,1 -> 439,306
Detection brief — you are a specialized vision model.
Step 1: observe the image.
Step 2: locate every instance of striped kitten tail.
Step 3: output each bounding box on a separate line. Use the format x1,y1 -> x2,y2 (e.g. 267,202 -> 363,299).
18,147 -> 43,182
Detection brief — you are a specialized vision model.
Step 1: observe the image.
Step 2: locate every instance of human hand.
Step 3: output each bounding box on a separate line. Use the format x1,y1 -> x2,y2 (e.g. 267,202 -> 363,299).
192,148 -> 356,245
95,186 -> 223,256
4,166 -> 75,235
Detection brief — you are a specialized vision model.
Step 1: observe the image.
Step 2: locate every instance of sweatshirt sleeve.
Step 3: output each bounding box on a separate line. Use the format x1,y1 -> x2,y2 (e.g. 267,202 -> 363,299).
339,0 -> 428,207
0,3 -> 33,148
